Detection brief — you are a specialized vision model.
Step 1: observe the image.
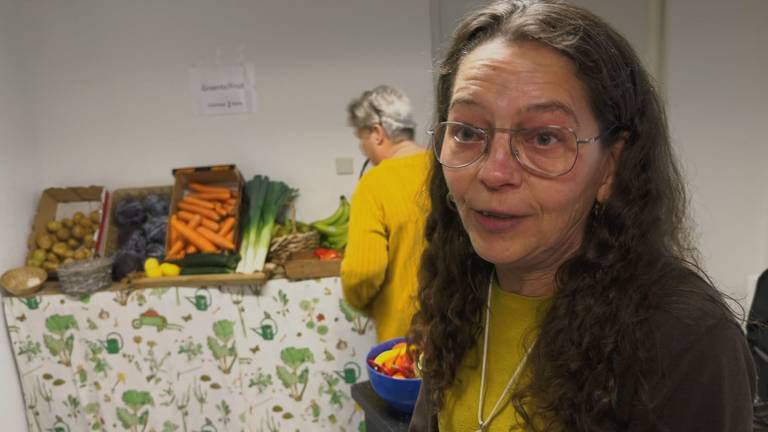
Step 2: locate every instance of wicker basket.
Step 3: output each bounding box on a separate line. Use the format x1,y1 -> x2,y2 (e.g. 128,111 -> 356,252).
58,257 -> 113,295
267,205 -> 319,265
0,267 -> 48,296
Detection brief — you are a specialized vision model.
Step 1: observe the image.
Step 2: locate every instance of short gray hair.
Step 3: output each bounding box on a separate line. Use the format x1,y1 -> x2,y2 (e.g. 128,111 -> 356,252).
347,85 -> 417,143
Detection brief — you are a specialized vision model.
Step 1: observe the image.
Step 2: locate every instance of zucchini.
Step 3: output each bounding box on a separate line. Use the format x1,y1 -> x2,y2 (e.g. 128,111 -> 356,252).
180,266 -> 234,276
173,253 -> 240,269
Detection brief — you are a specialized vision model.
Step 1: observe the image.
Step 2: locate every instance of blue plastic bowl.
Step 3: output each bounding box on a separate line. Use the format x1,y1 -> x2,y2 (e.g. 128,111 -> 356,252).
366,336 -> 422,413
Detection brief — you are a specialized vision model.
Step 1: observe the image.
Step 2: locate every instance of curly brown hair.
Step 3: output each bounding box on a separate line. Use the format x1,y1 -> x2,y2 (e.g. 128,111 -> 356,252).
409,1 -> 734,430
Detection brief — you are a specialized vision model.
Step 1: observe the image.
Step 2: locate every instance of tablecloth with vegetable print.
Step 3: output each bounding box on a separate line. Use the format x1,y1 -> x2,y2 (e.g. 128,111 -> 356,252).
3,277 -> 378,432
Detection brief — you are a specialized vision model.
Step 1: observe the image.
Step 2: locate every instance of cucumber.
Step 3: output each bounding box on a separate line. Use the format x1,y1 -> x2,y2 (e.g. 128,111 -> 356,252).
180,266 -> 234,276
173,253 -> 240,269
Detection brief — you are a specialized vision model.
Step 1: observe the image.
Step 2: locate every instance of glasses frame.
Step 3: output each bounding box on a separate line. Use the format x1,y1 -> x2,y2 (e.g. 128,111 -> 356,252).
428,121 -> 602,177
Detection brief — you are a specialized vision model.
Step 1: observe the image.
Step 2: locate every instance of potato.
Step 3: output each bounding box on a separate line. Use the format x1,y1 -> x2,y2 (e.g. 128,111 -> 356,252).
67,238 -> 81,248
73,212 -> 86,224
74,249 -> 88,260
46,252 -> 59,263
47,220 -> 62,233
82,237 -> 95,248
55,228 -> 71,241
36,234 -> 54,251
52,242 -> 69,257
71,225 -> 86,239
90,210 -> 101,224
26,258 -> 42,268
31,249 -> 47,262
61,218 -> 74,228
43,261 -> 59,271
61,257 -> 75,265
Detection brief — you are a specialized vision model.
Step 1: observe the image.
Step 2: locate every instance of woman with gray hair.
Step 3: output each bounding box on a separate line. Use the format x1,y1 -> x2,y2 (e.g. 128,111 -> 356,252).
341,85 -> 431,342
347,85 -> 421,165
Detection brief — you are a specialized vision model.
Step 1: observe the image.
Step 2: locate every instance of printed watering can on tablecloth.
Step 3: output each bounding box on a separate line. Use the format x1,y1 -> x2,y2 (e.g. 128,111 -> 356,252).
19,296 -> 41,310
53,420 -> 70,432
255,314 -> 278,340
100,331 -> 124,354
335,361 -> 362,384
185,288 -> 213,311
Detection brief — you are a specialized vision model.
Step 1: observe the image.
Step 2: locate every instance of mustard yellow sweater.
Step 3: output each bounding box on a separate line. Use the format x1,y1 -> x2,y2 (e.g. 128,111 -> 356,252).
341,151 -> 431,342
440,280 -> 551,431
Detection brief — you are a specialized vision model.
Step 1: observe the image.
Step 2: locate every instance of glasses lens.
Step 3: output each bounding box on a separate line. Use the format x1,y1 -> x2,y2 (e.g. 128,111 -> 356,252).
433,122 -> 486,168
514,126 -> 578,176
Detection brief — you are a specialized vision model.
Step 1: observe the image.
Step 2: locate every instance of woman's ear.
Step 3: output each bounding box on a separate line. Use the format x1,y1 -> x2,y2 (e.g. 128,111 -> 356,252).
596,139 -> 625,203
370,124 -> 385,145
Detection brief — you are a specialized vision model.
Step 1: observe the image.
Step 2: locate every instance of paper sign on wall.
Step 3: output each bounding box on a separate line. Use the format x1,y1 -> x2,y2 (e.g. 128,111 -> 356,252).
189,63 -> 257,115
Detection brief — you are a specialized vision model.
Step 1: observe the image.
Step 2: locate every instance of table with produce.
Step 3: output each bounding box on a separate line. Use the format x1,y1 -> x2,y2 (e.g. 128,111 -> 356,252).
0,165 -> 397,431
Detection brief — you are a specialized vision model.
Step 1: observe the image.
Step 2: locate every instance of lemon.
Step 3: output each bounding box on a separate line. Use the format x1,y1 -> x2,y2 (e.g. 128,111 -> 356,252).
160,263 -> 181,277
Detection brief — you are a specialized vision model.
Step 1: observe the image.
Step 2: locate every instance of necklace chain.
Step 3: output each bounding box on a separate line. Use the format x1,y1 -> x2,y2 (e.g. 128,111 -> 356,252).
476,275 -> 535,431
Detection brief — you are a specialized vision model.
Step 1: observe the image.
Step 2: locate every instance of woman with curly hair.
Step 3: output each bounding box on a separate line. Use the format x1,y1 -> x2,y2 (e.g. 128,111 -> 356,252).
408,1 -> 755,431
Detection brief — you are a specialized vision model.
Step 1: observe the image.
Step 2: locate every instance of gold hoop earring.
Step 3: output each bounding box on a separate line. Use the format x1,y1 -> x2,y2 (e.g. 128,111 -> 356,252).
446,192 -> 457,211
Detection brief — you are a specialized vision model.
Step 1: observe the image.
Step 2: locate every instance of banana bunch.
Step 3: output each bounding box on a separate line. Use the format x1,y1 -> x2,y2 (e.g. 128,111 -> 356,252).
311,195 -> 350,250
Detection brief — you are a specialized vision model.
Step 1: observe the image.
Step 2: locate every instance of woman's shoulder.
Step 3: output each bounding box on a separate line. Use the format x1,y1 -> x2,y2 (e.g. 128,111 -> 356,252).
647,268 -> 742,353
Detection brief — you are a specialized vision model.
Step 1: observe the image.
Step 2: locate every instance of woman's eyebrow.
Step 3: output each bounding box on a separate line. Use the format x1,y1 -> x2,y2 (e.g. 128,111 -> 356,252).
519,101 -> 580,127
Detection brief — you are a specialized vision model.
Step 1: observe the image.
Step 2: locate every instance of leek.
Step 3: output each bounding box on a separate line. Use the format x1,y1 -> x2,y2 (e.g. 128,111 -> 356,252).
236,175 -> 297,273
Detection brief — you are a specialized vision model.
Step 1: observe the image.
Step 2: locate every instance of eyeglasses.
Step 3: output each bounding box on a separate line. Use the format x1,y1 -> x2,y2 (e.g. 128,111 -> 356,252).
428,121 -> 601,177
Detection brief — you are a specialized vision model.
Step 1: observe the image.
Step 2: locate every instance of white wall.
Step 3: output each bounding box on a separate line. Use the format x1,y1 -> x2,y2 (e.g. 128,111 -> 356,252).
18,0 -> 435,221
0,0 -> 39,428
665,0 -> 768,304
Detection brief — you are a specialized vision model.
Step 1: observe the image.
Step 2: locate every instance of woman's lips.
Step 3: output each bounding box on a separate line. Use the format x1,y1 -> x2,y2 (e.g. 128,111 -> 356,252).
470,208 -> 528,232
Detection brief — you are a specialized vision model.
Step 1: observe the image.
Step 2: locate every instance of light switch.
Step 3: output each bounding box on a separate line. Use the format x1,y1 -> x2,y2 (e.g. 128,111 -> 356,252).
335,157 -> 354,175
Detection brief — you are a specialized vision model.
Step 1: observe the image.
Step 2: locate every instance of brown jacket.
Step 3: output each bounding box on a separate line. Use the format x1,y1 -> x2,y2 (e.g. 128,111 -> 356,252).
409,311 -> 756,431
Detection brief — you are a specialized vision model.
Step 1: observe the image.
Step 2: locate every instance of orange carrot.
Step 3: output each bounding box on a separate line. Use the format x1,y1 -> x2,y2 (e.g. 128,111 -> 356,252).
171,218 -> 217,252
189,192 -> 231,201
214,202 -> 227,217
182,196 -> 215,209
166,240 -> 185,258
176,211 -> 196,222
188,214 -> 202,229
178,201 -> 221,221
218,217 -> 236,236
196,226 -> 236,250
169,218 -> 179,245
225,198 -> 237,206
222,203 -> 236,216
188,183 -> 232,195
186,244 -> 198,254
201,218 -> 220,231
226,230 -> 234,243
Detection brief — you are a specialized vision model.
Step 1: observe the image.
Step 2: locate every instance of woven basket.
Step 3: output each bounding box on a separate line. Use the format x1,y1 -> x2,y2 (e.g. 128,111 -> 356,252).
58,257 -> 113,295
267,204 -> 319,265
0,267 -> 48,296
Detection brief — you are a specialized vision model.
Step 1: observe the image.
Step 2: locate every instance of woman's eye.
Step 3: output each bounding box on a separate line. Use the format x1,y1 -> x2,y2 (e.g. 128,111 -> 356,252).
527,127 -> 566,147
453,126 -> 483,142
535,133 -> 555,146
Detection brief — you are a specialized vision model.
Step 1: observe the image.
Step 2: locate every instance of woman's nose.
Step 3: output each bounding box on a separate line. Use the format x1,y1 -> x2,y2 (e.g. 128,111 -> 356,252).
476,132 -> 524,190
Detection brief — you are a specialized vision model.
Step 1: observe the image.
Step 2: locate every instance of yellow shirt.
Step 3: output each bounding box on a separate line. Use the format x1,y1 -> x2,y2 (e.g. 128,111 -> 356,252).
439,280 -> 551,431
341,151 -> 431,342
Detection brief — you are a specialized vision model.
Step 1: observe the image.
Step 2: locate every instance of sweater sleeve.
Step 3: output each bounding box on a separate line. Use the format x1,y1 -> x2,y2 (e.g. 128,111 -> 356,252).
649,319 -> 756,432
340,174 -> 389,311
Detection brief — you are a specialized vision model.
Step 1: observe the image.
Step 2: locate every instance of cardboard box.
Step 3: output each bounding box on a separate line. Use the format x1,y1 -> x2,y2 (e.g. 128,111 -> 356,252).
167,165 -> 244,256
104,185 -> 173,255
27,186 -> 109,272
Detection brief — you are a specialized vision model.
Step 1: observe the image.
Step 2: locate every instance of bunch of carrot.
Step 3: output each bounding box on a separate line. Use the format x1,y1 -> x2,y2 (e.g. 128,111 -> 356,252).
165,182 -> 239,260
